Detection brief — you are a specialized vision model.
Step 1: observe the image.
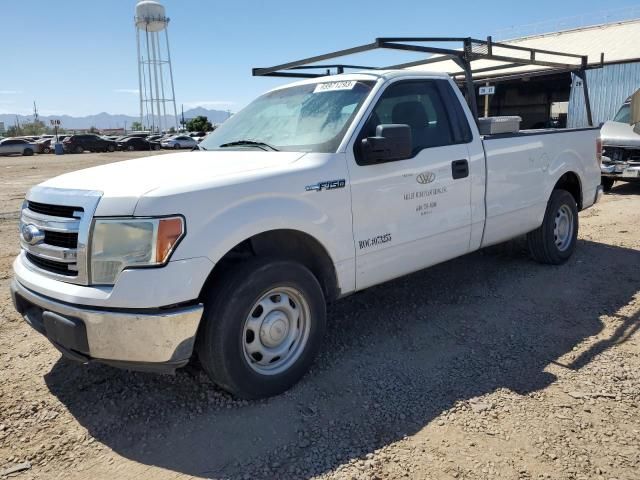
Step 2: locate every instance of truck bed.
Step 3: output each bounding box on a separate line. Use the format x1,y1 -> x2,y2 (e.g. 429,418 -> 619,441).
480,127 -> 601,247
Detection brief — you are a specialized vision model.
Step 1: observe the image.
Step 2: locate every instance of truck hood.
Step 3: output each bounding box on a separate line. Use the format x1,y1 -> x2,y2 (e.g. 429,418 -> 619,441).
600,121 -> 640,148
38,151 -> 306,215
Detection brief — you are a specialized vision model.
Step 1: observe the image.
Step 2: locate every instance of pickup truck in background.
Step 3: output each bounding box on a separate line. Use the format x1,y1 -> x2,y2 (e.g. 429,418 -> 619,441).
11,70 -> 602,399
600,92 -> 640,191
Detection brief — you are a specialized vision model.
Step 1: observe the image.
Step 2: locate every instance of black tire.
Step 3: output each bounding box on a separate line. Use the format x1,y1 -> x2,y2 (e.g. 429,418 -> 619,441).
74,145 -> 83,154
197,257 -> 326,399
527,189 -> 578,265
127,145 -> 135,151
153,144 -> 161,151
601,177 -> 614,192
107,144 -> 115,152
43,147 -> 51,154
173,144 -> 180,149
23,148 -> 34,156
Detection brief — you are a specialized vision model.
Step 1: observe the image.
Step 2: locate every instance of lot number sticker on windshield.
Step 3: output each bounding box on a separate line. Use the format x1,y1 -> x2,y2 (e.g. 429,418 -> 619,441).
313,81 -> 356,93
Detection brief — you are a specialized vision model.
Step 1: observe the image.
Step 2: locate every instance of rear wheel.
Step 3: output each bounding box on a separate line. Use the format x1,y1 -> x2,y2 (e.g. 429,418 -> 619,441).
173,144 -> 180,149
197,258 -> 326,399
74,145 -> 83,154
43,147 -> 51,154
527,189 -> 578,265
601,176 -> 614,192
107,144 -> 115,152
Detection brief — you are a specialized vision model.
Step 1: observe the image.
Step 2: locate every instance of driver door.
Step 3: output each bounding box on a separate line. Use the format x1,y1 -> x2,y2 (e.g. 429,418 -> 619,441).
348,79 -> 473,290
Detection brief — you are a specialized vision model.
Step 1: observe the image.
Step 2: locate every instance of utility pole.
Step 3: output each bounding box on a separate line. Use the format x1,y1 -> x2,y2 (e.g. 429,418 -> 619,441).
33,101 -> 39,123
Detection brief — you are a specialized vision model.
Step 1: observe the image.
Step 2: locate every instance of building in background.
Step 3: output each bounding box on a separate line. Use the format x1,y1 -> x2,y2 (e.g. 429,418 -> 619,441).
135,0 -> 179,132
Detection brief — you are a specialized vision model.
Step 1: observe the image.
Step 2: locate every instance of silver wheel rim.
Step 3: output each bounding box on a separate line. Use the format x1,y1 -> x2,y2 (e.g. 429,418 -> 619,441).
554,204 -> 574,251
242,287 -> 311,375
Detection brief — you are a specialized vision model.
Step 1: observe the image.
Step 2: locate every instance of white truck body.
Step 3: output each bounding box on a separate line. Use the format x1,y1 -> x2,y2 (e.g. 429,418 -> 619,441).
11,71 -> 602,396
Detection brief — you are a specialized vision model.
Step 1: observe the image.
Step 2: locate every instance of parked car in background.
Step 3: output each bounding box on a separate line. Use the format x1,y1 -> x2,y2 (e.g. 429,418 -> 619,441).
146,134 -> 164,142
127,132 -> 151,139
0,138 -> 36,156
161,135 -> 197,149
600,94 -> 640,191
117,136 -> 161,151
63,134 -> 116,154
17,136 -> 40,142
35,138 -> 53,154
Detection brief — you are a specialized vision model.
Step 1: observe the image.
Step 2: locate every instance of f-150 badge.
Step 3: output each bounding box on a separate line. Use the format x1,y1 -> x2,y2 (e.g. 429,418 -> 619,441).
305,179 -> 346,192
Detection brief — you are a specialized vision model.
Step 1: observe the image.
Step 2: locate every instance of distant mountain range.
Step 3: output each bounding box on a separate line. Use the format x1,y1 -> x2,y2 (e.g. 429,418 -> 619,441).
0,107 -> 231,131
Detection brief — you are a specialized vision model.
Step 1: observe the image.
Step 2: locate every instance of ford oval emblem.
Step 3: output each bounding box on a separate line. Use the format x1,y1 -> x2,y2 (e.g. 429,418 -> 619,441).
21,224 -> 45,245
416,172 -> 436,184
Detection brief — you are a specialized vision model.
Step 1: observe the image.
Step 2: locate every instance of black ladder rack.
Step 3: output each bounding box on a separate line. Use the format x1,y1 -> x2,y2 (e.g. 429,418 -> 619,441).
252,36 -> 597,126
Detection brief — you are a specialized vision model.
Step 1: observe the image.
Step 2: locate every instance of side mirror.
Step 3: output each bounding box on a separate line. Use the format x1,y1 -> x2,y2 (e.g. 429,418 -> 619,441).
631,89 -> 640,135
360,124 -> 412,165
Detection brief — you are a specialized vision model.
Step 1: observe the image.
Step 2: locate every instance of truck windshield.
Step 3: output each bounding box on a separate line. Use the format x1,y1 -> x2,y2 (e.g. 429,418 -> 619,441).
199,80 -> 375,153
613,103 -> 630,123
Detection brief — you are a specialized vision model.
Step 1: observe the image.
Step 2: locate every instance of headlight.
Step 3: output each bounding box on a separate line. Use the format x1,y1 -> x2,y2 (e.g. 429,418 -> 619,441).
90,216 -> 184,285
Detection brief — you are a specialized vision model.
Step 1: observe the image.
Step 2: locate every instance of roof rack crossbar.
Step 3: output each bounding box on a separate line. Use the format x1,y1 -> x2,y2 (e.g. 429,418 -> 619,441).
382,54 -> 458,70
252,42 -> 379,77
253,36 -> 588,79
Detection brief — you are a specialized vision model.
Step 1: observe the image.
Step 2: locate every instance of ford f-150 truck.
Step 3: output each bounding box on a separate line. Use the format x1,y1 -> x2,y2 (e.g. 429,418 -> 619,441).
11,70 -> 602,398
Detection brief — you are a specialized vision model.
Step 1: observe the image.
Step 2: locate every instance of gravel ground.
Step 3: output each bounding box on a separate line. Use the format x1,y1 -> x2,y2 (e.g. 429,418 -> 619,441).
0,152 -> 638,480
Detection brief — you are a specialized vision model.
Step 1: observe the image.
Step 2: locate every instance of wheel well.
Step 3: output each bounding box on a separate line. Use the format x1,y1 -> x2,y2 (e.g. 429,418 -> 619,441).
200,229 -> 340,302
554,172 -> 582,210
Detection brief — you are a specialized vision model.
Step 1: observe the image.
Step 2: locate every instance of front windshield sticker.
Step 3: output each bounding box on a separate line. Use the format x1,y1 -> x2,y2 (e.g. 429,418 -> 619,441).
313,80 -> 357,93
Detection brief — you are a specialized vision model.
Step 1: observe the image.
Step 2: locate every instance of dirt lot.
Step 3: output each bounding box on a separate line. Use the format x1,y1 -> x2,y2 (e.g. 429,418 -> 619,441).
0,152 -> 638,480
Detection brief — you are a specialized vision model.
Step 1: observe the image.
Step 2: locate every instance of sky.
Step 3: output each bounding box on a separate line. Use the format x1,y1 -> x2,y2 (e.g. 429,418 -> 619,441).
2,0 -> 640,117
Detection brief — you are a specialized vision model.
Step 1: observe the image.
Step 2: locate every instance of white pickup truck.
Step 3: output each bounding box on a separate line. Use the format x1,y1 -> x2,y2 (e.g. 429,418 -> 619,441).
11,70 -> 602,398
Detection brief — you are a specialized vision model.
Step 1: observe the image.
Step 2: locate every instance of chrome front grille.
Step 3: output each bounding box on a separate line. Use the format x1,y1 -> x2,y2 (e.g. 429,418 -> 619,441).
20,187 -> 102,285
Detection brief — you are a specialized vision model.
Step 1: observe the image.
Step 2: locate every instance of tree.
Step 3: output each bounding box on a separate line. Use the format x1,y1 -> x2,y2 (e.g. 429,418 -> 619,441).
131,121 -> 143,132
5,125 -> 19,137
168,126 -> 176,134
88,126 -> 99,134
186,116 -> 213,132
20,120 -> 46,136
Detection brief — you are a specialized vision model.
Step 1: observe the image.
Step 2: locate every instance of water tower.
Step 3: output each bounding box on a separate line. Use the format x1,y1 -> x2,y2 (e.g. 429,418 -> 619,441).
135,0 -> 178,132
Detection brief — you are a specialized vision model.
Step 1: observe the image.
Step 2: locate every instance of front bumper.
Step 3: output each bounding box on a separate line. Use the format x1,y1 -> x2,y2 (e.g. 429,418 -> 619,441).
11,278 -> 203,373
601,163 -> 640,181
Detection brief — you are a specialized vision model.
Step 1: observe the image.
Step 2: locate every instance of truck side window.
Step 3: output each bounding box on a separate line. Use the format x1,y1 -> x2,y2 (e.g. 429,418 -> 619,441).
361,80 -> 459,157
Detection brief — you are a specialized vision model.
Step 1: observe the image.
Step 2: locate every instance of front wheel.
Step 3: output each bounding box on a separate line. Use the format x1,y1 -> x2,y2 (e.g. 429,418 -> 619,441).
197,258 -> 326,399
527,189 -> 578,265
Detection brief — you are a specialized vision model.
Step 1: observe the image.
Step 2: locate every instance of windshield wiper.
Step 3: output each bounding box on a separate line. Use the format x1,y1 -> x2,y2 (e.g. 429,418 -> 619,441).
218,140 -> 279,151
